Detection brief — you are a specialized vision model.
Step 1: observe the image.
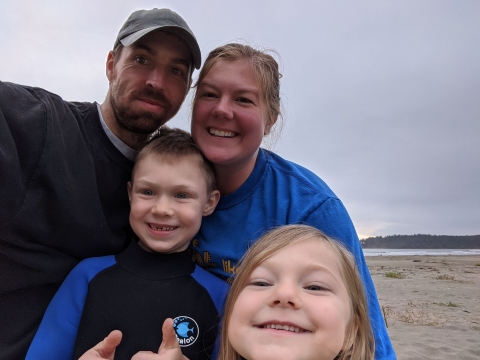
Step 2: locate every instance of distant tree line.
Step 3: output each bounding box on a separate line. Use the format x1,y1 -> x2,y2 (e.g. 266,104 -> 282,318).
360,234 -> 480,249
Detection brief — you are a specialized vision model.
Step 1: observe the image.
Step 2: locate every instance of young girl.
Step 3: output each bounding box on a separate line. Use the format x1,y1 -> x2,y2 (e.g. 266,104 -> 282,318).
218,224 -> 374,360
81,224 -> 374,360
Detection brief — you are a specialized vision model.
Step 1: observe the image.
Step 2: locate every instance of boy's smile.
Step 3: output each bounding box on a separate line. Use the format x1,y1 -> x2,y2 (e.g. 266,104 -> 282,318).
128,155 -> 218,254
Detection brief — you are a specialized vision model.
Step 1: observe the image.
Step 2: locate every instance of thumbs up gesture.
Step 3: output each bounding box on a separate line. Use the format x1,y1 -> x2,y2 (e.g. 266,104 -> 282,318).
79,318 -> 188,360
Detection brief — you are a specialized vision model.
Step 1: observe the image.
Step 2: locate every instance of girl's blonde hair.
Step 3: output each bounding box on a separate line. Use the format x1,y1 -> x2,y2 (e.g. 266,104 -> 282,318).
193,43 -> 284,146
218,224 -> 375,360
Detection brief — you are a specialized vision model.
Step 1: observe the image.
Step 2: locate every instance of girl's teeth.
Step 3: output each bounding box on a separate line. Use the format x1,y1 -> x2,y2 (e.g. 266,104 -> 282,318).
264,323 -> 303,333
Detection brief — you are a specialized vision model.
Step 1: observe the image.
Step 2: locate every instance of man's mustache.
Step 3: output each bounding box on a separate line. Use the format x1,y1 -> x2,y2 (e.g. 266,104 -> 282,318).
134,87 -> 172,110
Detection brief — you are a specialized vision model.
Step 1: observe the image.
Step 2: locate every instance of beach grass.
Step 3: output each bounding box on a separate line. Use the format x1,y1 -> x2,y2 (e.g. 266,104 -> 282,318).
436,274 -> 455,280
385,271 -> 406,279
433,301 -> 458,307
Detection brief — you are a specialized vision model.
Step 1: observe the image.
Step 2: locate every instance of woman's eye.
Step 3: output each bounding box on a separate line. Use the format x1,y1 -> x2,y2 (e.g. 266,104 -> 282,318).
201,92 -> 217,98
238,97 -> 253,104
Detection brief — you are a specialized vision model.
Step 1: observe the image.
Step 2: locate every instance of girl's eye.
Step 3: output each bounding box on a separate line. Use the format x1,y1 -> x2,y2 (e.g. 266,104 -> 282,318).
141,189 -> 154,196
250,281 -> 270,287
305,284 -> 328,291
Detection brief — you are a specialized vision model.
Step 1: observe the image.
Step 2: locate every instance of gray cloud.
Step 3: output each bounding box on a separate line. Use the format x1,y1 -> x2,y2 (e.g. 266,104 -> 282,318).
1,0 -> 478,238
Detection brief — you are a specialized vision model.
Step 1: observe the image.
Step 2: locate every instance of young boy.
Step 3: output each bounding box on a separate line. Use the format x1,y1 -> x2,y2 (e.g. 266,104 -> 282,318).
26,127 -> 228,360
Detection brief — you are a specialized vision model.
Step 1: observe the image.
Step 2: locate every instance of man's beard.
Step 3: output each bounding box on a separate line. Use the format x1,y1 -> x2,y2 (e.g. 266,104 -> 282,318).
110,86 -> 175,135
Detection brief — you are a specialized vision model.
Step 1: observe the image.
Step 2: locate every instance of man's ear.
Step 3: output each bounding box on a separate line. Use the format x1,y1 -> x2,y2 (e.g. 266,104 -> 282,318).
127,181 -> 133,203
106,51 -> 115,83
203,190 -> 220,216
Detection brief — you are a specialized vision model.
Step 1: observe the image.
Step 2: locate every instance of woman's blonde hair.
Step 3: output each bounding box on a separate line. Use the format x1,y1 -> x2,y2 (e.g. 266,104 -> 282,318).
193,43 -> 284,146
218,224 -> 375,360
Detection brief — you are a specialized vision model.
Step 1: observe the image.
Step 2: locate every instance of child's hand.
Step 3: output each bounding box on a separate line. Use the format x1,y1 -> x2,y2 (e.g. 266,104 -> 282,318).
78,330 -> 123,360
131,318 -> 188,360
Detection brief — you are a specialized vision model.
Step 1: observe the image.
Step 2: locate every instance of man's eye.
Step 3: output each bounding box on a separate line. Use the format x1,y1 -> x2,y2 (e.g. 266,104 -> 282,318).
172,67 -> 182,75
135,57 -> 147,65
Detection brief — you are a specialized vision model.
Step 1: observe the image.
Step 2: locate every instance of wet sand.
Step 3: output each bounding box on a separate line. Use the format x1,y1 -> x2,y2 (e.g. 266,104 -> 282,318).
367,255 -> 480,359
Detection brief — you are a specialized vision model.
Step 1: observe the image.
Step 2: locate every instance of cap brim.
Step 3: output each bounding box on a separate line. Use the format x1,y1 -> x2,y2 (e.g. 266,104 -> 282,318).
120,26 -> 201,69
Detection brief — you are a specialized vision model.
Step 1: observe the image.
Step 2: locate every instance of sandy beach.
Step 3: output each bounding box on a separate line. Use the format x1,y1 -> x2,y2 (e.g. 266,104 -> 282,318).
367,255 -> 480,359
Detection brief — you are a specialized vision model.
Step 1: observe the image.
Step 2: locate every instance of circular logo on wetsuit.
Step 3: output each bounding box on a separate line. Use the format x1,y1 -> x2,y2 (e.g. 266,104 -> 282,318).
173,316 -> 199,347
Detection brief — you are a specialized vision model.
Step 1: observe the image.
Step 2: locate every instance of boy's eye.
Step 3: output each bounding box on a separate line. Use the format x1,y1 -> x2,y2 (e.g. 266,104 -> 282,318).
175,193 -> 189,199
141,189 -> 154,196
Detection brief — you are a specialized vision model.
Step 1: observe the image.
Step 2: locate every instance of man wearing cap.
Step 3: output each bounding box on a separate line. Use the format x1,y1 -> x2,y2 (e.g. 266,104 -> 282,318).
0,9 -> 200,359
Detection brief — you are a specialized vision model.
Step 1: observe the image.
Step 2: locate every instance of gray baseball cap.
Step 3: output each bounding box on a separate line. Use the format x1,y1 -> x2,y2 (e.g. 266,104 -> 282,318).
114,8 -> 201,69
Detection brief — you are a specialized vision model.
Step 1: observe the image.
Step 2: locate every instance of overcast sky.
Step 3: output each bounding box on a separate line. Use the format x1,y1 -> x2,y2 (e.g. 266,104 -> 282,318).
1,0 -> 479,238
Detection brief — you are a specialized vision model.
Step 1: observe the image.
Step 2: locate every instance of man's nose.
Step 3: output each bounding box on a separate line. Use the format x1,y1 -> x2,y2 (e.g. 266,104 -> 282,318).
145,67 -> 166,90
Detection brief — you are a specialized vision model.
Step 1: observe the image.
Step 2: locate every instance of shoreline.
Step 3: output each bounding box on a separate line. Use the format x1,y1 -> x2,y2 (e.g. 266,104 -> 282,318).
363,249 -> 480,256
367,255 -> 480,359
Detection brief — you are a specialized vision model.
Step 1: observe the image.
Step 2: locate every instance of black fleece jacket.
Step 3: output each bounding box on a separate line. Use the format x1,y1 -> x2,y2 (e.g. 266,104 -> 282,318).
0,81 -> 134,359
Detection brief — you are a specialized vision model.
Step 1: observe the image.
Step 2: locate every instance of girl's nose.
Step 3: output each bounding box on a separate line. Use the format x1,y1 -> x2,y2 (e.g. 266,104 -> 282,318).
268,282 -> 301,309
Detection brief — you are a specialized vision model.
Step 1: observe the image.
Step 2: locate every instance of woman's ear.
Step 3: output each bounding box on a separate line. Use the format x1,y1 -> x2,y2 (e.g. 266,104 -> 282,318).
203,190 -> 221,216
264,115 -> 278,135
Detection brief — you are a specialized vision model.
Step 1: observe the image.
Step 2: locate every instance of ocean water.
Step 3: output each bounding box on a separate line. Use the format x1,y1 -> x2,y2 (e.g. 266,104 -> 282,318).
362,248 -> 480,256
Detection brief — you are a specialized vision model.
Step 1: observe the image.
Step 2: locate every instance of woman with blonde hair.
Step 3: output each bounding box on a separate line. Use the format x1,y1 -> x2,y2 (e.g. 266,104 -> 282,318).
190,43 -> 394,359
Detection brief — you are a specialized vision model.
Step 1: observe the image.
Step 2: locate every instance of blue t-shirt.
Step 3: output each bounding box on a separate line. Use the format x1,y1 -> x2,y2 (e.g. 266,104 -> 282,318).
192,148 -> 396,360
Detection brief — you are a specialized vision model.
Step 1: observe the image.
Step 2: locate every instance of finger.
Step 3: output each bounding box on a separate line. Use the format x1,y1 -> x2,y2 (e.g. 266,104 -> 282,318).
158,318 -> 180,352
97,330 -> 123,358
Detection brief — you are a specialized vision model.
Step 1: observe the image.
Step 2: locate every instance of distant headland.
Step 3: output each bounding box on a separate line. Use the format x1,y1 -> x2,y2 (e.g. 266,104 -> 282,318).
360,234 -> 480,249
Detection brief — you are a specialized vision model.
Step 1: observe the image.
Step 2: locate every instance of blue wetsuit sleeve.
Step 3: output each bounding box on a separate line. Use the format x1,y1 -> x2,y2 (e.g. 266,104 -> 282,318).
191,266 -> 230,360
26,256 -> 116,360
304,198 -> 396,360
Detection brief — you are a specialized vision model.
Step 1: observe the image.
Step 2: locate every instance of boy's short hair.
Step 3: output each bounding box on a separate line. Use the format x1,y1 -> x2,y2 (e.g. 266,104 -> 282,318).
132,126 -> 216,192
